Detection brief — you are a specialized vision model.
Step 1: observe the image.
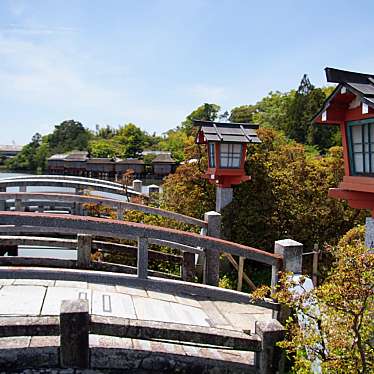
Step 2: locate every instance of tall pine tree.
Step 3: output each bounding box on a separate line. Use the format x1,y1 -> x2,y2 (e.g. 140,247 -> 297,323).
286,74 -> 339,151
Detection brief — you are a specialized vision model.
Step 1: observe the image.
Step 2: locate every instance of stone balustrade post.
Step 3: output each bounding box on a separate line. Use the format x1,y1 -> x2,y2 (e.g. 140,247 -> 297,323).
137,237 -> 148,279
117,205 -> 124,220
272,239 -> 303,283
77,234 -> 92,269
271,239 -> 303,322
255,320 -> 286,374
148,184 -> 159,196
19,186 -> 26,193
182,251 -> 196,282
203,211 -> 221,286
60,299 -> 89,369
15,198 -> 23,212
0,187 -> 5,211
133,179 -> 143,193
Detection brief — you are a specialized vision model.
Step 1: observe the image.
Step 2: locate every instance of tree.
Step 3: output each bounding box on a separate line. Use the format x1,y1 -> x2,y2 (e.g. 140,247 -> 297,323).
88,139 -> 120,158
286,75 -> 339,151
47,120 -> 91,154
230,105 -> 257,123
158,129 -> 193,162
180,103 -> 220,136
222,128 -> 366,253
116,123 -> 148,158
254,226 -> 374,373
6,132 -> 47,171
161,152 -> 215,220
252,90 -> 295,132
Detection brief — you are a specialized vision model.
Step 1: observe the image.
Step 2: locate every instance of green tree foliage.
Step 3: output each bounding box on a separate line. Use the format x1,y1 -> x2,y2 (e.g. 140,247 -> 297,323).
229,105 -> 257,123
180,103 -> 220,136
251,91 -> 295,132
161,159 -> 215,220
158,129 -> 193,163
254,226 -> 374,373
6,133 -> 49,171
222,128 -> 366,252
47,120 -> 91,154
286,75 -> 339,151
88,138 -> 119,158
116,123 -> 150,158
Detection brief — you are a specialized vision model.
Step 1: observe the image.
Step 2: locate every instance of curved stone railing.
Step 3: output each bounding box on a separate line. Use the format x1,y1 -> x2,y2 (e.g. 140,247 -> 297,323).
0,174 -> 126,189
0,178 -> 140,198
0,211 -> 283,288
0,211 -> 282,266
0,192 -> 207,228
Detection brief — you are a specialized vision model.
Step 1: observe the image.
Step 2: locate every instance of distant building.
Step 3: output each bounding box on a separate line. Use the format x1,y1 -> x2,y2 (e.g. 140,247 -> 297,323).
0,145 -> 23,158
152,153 -> 177,176
116,159 -> 145,178
47,150 -> 176,180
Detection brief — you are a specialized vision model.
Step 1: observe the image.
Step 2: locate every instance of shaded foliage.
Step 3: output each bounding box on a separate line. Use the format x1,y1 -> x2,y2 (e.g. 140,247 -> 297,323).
222,128 -> 366,252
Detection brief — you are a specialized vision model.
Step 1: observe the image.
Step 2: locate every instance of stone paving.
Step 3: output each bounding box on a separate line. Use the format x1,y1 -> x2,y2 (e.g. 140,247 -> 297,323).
0,277 -> 273,372
0,278 -> 272,333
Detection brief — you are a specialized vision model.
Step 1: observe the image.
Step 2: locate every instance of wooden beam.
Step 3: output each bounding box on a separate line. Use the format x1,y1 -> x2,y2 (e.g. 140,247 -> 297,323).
224,254 -> 256,291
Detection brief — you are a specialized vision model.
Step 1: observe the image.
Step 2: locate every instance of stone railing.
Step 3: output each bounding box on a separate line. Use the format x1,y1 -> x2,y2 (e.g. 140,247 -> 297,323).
0,211 -> 285,289
0,192 -> 207,228
0,177 -> 141,198
0,298 -> 285,373
0,174 -> 127,189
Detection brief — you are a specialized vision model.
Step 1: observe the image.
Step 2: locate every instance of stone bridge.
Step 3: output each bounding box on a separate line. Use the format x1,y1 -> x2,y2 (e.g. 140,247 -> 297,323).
0,176 -> 304,373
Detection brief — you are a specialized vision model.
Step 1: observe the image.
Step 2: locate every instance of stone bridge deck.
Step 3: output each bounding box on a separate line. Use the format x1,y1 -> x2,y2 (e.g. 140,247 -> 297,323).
0,268 -> 275,372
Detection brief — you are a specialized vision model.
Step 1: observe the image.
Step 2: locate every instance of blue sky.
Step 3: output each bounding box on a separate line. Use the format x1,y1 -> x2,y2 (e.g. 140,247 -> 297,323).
1,0 -> 374,145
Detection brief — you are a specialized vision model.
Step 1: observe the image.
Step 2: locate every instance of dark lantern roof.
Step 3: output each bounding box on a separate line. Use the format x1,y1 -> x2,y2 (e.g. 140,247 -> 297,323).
193,119 -> 261,144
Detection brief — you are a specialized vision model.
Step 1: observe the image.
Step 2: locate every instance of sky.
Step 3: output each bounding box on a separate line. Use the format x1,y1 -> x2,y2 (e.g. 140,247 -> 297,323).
1,0 -> 374,145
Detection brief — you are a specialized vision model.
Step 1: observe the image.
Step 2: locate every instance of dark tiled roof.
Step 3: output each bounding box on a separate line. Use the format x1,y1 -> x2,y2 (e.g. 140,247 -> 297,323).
193,120 -> 261,144
116,159 -> 145,165
151,154 -> 176,164
64,151 -> 89,161
87,158 -> 114,164
0,145 -> 23,152
313,67 -> 374,122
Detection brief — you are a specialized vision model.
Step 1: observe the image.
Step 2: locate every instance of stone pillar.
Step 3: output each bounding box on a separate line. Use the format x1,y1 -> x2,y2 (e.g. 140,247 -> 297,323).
15,198 -> 23,212
137,237 -> 148,279
216,187 -> 233,212
272,239 -> 303,323
182,252 -> 196,282
255,320 -> 286,374
117,205 -> 125,220
203,211 -> 221,286
148,184 -> 159,196
133,179 -> 143,193
19,186 -> 26,193
273,239 -> 303,276
60,299 -> 89,369
77,234 -> 92,269
0,187 -> 5,211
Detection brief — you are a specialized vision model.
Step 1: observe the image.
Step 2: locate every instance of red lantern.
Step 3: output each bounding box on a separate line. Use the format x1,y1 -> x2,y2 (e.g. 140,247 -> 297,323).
314,67 -> 374,214
194,120 -> 261,188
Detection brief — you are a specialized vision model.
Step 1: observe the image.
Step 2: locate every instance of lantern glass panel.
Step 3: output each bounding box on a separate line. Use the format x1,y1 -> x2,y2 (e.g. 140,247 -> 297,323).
219,143 -> 242,168
208,142 -> 215,168
349,120 -> 374,175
